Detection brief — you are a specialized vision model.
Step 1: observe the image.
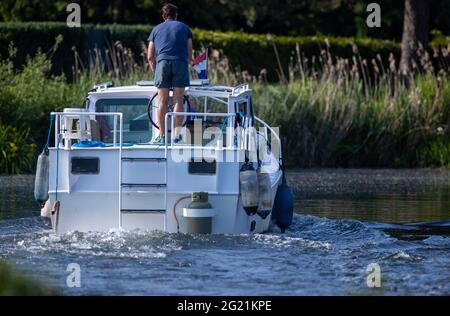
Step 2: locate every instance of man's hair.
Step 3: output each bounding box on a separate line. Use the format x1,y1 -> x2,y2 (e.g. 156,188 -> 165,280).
162,3 -> 178,20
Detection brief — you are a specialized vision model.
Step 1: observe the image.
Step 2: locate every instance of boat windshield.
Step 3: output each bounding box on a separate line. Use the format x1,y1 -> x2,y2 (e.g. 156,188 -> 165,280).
95,98 -> 151,143
188,95 -> 228,125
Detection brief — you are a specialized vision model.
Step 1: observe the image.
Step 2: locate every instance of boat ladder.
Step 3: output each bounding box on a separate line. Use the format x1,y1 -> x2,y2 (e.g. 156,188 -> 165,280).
119,152 -> 168,230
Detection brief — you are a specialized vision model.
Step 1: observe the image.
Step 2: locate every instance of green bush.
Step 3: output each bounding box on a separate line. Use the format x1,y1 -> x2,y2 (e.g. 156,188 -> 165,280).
0,125 -> 36,174
0,260 -> 56,295
416,137 -> 450,168
0,46 -> 83,149
0,22 -> 152,79
0,22 -> 86,77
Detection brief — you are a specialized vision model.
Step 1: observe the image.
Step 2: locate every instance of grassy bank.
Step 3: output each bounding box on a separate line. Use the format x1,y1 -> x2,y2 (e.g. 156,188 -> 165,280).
0,260 -> 56,295
0,40 -> 449,173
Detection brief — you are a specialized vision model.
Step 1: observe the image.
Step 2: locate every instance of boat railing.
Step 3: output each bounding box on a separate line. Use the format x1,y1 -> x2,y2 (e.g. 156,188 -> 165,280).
164,112 -> 237,151
254,116 -> 283,168
50,111 -> 123,148
163,112 -> 282,167
231,83 -> 250,96
51,111 -> 124,228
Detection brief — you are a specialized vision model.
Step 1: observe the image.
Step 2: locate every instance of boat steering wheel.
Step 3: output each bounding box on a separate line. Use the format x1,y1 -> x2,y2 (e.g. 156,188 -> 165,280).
147,93 -> 191,131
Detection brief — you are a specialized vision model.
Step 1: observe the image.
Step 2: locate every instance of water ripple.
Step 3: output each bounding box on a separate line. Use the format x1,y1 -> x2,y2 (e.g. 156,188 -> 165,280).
0,214 -> 449,295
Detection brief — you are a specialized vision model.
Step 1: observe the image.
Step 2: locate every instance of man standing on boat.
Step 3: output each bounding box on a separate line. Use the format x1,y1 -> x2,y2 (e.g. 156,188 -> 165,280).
147,3 -> 193,144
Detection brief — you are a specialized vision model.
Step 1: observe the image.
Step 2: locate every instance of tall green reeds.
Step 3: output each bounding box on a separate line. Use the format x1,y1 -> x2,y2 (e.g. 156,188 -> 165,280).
0,37 -> 449,172
252,42 -> 450,167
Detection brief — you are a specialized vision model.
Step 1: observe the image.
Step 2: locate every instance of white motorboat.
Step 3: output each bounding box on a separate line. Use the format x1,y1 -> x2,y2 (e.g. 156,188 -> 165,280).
34,80 -> 293,234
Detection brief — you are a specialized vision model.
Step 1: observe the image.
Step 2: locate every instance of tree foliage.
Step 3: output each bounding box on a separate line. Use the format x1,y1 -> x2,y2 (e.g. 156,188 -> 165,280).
0,0 -> 448,40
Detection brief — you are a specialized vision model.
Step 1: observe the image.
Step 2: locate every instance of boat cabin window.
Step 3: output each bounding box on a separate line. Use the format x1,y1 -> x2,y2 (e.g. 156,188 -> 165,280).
181,95 -> 233,147
187,96 -> 228,125
71,157 -> 100,174
95,98 -> 151,143
234,97 -> 254,128
188,158 -> 216,175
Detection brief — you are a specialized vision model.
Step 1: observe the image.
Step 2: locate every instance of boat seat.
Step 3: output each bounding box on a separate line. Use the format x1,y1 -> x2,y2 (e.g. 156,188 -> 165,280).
90,119 -> 102,141
61,108 -> 91,149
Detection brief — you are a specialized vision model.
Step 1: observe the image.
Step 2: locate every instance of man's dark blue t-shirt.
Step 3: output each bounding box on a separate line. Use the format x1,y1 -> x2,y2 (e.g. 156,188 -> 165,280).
148,20 -> 192,63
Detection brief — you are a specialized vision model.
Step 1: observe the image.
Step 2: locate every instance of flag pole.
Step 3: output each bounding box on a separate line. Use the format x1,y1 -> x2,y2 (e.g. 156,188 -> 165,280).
206,48 -> 209,80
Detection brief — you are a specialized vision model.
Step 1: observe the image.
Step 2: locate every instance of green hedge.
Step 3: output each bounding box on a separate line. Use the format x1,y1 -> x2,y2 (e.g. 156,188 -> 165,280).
0,22 -> 152,78
0,22 -> 448,80
193,29 -> 400,75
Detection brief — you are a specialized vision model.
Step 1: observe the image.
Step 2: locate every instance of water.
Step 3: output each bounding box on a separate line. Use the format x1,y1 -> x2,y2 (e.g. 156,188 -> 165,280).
290,169 -> 450,223
0,169 -> 449,295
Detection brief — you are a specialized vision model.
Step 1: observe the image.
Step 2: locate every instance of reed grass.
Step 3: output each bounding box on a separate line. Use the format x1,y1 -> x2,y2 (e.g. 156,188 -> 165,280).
0,38 -> 449,173
251,42 -> 450,166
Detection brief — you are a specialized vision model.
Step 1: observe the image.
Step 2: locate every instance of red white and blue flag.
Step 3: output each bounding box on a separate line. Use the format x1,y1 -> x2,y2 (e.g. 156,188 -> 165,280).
192,49 -> 208,79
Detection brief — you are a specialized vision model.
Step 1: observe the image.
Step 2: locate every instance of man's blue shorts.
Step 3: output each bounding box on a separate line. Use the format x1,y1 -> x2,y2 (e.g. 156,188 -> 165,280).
154,59 -> 190,88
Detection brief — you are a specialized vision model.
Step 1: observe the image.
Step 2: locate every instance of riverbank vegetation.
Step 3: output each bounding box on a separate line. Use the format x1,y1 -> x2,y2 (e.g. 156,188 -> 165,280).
0,37 -> 449,173
0,260 -> 56,295
1,1 -> 449,41
1,22 -> 449,81
0,22 -> 400,81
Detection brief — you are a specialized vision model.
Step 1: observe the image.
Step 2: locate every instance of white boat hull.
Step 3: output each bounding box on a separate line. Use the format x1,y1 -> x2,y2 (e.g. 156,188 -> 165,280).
48,146 -> 282,234
44,82 -> 285,234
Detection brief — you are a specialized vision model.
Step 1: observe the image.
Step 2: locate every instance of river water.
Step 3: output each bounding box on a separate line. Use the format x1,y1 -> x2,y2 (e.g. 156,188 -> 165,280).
0,169 -> 449,295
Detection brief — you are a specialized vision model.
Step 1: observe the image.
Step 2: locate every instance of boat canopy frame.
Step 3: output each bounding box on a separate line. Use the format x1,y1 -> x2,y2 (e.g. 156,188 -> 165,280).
84,81 -> 281,163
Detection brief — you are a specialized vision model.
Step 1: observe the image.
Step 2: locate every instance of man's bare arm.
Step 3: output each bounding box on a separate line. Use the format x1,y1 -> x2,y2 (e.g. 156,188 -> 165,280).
147,41 -> 156,72
187,38 -> 193,64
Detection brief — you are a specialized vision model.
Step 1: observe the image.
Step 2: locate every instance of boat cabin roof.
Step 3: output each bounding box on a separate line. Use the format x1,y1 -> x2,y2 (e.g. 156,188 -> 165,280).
87,80 -> 252,100
83,80 -> 255,144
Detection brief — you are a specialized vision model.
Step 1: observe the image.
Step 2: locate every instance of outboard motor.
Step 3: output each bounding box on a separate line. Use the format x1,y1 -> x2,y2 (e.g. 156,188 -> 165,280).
272,166 -> 294,233
239,161 -> 259,216
34,149 -> 49,207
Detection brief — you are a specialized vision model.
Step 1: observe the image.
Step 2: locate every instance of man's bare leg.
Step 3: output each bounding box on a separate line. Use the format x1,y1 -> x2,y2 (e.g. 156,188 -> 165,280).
172,87 -> 185,137
157,88 -> 170,137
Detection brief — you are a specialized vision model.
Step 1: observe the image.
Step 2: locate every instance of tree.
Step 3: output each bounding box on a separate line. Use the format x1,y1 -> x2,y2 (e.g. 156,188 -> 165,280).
399,0 -> 431,74
112,0 -> 125,23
